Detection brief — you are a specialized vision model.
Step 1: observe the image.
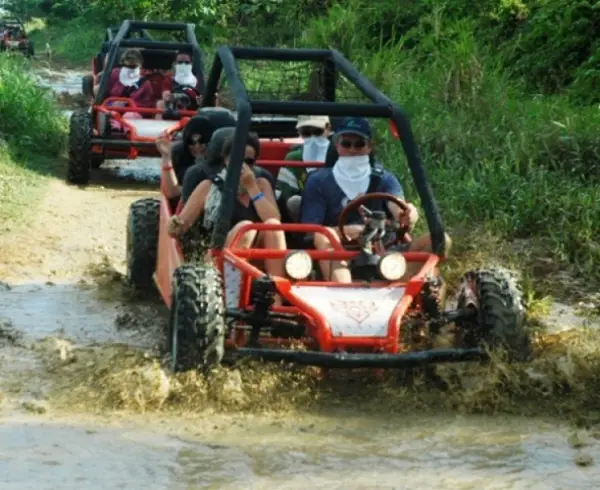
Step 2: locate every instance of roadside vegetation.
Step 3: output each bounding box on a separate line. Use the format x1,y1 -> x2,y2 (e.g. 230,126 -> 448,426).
3,0 -> 600,291
0,54 -> 66,228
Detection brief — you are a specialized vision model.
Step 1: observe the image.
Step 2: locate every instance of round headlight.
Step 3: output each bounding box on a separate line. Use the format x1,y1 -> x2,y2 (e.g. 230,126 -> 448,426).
284,251 -> 313,280
378,252 -> 407,281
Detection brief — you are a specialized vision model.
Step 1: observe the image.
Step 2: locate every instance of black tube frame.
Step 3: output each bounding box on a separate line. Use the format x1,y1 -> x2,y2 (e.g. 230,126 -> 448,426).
94,20 -> 205,107
201,45 -> 446,254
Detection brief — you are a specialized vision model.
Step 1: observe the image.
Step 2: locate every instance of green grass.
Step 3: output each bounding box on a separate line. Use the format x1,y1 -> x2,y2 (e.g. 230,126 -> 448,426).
26,17 -> 104,68
0,55 -> 67,227
302,13 -> 600,286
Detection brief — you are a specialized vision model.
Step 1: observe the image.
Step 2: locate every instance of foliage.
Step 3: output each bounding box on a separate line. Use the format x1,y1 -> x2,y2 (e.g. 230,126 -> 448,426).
0,55 -> 65,155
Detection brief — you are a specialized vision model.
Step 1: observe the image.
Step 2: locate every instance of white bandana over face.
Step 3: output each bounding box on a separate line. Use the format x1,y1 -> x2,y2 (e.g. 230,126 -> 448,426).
332,155 -> 371,200
174,62 -> 197,87
302,136 -> 330,172
118,66 -> 141,87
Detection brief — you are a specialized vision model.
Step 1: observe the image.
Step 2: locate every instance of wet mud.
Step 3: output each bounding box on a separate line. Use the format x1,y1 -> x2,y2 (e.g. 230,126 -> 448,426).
0,66 -> 599,489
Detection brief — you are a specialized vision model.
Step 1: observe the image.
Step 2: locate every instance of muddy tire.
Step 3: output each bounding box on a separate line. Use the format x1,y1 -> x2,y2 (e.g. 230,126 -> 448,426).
168,264 -> 226,373
67,110 -> 92,185
126,198 -> 160,293
82,74 -> 94,99
455,268 -> 530,361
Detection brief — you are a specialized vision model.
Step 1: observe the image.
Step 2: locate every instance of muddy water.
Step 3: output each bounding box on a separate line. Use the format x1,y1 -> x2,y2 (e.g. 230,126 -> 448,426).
1,66 -> 599,489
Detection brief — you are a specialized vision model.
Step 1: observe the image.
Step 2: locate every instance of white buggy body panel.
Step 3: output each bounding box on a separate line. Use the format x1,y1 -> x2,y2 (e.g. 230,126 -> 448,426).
222,261 -> 404,338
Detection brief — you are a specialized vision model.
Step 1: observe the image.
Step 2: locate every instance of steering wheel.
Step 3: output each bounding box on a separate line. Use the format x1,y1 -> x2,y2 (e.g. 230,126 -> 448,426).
337,192 -> 411,248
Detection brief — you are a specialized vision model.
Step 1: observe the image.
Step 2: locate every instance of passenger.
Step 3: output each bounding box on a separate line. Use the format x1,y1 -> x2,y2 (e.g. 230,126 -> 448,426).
167,132 -> 287,281
300,117 -> 452,283
106,49 -> 154,108
155,51 -> 202,120
156,115 -> 214,200
276,115 -> 332,222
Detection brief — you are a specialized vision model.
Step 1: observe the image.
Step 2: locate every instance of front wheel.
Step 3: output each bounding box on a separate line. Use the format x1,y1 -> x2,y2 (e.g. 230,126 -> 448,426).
168,264 -> 226,372
126,198 -> 160,293
66,110 -> 92,185
455,268 -> 531,361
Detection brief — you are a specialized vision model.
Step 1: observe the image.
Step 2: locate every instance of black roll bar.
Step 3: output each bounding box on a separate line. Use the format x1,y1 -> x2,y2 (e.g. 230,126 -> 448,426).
202,45 -> 446,255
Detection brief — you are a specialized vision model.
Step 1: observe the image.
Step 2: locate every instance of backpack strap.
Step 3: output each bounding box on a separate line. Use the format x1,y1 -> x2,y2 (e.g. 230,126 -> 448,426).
367,163 -> 384,193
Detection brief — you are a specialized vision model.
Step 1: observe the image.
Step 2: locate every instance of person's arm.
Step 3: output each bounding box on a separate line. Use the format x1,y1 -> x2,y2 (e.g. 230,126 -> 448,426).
156,134 -> 181,199
173,180 -> 211,234
161,76 -> 172,101
249,178 -> 281,221
381,173 -> 418,228
300,174 -> 327,225
137,81 -> 156,108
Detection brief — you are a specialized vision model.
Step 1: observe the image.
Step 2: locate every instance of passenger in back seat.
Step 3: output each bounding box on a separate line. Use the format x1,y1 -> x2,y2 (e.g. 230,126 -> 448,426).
276,115 -> 332,222
156,115 -> 215,200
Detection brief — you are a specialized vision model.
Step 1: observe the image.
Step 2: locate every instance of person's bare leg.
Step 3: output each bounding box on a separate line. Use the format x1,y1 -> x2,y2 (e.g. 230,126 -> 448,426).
258,218 -> 287,278
225,220 -> 257,248
155,100 -> 166,120
402,232 -> 453,280
314,228 -> 352,283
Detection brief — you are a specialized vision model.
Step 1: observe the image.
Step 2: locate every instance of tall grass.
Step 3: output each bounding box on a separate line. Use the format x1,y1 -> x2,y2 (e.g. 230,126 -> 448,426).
0,55 -> 66,156
303,11 -> 600,281
0,55 -> 66,227
27,17 -> 104,67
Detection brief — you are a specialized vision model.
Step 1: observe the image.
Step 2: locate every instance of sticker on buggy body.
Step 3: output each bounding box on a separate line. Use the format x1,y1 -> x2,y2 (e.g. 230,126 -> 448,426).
290,286 -> 405,337
223,260 -> 242,308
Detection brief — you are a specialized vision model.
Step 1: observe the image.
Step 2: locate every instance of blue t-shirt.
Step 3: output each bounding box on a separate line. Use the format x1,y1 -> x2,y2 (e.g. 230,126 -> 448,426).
300,168 -> 404,226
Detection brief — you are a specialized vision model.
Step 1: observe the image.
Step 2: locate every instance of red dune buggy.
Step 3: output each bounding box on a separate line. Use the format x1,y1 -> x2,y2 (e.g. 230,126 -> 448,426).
67,20 -> 205,185
0,18 -> 34,57
126,46 -> 531,372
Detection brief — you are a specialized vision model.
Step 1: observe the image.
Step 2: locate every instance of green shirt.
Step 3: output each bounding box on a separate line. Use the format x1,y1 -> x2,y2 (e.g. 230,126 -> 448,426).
276,144 -> 308,201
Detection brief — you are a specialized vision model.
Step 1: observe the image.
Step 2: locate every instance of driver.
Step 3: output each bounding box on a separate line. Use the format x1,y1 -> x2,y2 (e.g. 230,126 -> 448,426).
300,117 -> 449,283
155,52 -> 202,120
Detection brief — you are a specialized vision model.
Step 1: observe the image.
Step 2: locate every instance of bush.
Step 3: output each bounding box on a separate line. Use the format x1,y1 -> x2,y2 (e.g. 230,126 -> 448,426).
0,55 -> 66,156
302,7 -> 600,276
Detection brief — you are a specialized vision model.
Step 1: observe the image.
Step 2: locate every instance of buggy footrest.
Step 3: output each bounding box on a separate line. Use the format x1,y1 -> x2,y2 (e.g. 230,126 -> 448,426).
232,347 -> 488,369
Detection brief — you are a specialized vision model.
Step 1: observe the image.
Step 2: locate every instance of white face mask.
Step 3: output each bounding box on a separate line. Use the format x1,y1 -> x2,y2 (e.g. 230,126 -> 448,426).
174,62 -> 197,86
118,66 -> 141,87
332,154 -> 371,200
302,136 -> 330,171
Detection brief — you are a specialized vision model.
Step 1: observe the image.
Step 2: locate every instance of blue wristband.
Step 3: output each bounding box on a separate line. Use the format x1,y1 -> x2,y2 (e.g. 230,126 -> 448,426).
250,191 -> 264,202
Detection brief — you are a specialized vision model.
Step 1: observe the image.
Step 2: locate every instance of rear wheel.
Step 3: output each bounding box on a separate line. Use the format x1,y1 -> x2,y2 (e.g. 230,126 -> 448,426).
66,110 -> 92,185
168,264 -> 226,373
126,198 -> 160,293
455,268 -> 530,361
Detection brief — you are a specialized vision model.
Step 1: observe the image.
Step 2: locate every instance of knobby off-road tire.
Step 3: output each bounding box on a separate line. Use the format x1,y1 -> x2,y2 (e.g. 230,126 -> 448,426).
67,110 -> 93,185
456,268 -> 531,361
126,198 -> 160,293
169,264 -> 226,373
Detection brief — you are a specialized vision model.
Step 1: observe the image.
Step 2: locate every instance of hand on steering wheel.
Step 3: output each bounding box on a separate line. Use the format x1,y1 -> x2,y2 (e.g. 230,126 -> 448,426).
337,192 -> 412,249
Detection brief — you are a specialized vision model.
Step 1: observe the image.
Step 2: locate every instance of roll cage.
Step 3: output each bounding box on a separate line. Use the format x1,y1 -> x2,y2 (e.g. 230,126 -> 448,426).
95,20 -> 205,105
200,46 -> 447,256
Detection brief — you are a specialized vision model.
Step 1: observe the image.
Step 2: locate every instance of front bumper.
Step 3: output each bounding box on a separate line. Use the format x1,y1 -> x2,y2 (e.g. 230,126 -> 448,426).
231,346 -> 488,369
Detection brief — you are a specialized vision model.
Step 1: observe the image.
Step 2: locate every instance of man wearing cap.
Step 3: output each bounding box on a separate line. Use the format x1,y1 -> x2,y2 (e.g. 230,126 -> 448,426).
301,116 -> 449,283
276,115 -> 332,221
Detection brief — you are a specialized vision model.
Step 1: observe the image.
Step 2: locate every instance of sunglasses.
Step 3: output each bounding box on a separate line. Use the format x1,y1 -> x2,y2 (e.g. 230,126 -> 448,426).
244,157 -> 256,166
176,60 -> 192,64
339,139 -> 367,149
123,64 -> 139,69
299,127 -> 325,138
189,136 -> 205,146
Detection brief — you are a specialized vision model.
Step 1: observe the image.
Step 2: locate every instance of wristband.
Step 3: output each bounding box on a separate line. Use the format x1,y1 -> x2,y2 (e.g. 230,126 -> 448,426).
250,191 -> 264,203
162,165 -> 173,171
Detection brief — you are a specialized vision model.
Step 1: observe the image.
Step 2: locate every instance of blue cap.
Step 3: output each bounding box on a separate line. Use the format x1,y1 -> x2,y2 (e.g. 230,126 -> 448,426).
334,117 -> 372,140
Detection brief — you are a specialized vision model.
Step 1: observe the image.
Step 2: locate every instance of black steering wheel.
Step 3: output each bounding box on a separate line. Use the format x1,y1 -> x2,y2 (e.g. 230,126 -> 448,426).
337,192 -> 412,249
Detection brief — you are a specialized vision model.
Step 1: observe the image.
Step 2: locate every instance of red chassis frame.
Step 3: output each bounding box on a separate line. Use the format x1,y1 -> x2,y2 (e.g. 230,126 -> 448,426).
153,132 -> 443,356
89,93 -> 197,160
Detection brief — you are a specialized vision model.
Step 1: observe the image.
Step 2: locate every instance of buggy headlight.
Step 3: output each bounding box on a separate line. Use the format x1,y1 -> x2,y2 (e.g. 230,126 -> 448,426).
284,251 -> 313,280
378,252 -> 407,281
